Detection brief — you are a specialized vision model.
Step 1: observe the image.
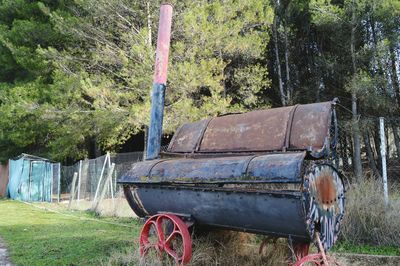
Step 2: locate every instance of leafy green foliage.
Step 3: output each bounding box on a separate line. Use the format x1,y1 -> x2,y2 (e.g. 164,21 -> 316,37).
33,0 -> 273,159
0,0 -> 399,162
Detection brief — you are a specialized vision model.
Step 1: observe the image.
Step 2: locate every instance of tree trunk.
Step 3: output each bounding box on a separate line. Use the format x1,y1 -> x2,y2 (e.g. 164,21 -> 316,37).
340,133 -> 350,171
390,47 -> 400,106
363,130 -> 381,178
350,0 -> 363,181
284,24 -> 291,104
146,1 -> 152,46
392,124 -> 400,159
373,124 -> 382,170
273,9 -> 286,106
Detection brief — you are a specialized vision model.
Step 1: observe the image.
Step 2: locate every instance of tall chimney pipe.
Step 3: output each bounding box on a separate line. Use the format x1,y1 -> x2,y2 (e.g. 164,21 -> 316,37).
146,4 -> 173,160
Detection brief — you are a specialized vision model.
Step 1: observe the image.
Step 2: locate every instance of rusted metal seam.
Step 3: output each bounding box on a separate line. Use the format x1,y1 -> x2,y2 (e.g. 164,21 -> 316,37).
193,117 -> 214,152
332,104 -> 339,168
241,155 -> 259,177
132,189 -> 150,216
135,184 -> 303,197
283,104 -> 300,151
167,124 -> 183,152
147,159 -> 169,178
123,186 -> 148,217
123,179 -> 304,185
309,104 -> 334,159
163,150 -> 306,157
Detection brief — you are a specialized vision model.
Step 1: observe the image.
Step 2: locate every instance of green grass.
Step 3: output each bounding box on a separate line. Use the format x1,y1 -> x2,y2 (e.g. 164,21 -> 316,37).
0,199 -> 141,266
1,198 -> 400,266
333,241 -> 400,256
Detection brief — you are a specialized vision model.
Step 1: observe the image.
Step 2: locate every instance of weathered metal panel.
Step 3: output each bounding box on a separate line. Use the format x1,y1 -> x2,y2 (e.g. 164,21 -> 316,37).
135,186 -> 309,240
118,152 -> 305,184
289,102 -> 332,150
147,84 -> 167,160
166,101 -> 334,155
247,153 -> 304,182
167,119 -> 211,153
200,106 -> 295,152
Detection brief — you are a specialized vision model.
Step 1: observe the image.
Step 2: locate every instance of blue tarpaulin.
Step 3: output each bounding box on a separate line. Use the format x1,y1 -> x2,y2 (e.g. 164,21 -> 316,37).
7,154 -> 58,202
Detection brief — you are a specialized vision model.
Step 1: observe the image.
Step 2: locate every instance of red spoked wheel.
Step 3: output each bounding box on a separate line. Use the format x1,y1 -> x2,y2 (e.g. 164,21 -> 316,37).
294,253 -> 340,266
139,213 -> 192,265
293,233 -> 340,266
292,242 -> 310,262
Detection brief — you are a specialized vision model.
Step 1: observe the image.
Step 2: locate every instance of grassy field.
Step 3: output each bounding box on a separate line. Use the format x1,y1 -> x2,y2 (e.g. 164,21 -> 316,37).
1,197 -> 400,266
0,199 -> 141,266
333,242 -> 400,256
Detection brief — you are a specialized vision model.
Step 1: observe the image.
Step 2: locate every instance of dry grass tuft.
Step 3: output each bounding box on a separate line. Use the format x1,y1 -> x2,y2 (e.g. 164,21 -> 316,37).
340,178 -> 400,247
103,230 -> 290,266
190,230 -> 288,266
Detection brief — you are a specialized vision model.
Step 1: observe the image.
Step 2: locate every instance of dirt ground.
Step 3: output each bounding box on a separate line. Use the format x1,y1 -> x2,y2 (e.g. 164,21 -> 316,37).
61,197 -> 136,217
0,237 -> 12,266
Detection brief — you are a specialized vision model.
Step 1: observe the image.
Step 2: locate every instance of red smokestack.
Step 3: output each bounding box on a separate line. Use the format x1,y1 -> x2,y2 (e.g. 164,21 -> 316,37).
153,4 -> 173,84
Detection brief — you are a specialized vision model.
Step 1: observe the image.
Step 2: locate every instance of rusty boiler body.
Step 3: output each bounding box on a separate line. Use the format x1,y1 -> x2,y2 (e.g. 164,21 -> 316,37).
118,101 -> 345,251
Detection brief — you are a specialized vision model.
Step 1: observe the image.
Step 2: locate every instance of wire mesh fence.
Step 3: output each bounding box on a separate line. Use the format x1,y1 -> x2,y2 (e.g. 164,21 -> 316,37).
61,152 -> 143,217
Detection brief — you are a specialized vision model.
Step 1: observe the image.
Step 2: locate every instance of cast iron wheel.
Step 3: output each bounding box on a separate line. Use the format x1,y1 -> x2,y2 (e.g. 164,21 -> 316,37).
293,232 -> 340,266
294,253 -> 340,266
139,213 -> 192,265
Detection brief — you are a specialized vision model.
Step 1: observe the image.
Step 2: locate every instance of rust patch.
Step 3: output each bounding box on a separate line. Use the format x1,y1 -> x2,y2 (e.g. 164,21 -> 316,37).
166,101 -> 334,155
200,106 -> 295,152
289,102 -> 332,150
315,172 -> 337,207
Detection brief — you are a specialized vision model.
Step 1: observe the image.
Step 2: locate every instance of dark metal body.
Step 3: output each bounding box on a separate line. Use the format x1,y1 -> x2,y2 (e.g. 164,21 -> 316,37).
120,153 -> 309,240
134,186 -> 308,240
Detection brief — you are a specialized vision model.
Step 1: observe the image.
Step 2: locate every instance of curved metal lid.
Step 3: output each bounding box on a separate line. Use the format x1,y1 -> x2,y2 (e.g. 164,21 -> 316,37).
167,101 -> 335,158
118,152 -> 306,184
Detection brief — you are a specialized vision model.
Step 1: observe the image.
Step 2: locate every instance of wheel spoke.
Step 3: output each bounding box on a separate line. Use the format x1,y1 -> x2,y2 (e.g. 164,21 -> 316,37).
154,218 -> 165,242
164,244 -> 182,264
165,231 -> 180,244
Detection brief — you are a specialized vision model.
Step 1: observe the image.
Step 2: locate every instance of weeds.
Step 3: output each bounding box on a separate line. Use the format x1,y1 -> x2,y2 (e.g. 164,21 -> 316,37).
340,178 -> 400,247
104,230 -> 290,266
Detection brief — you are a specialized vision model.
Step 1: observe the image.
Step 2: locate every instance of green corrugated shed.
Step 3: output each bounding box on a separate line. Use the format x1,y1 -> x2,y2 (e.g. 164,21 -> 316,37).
7,154 -> 57,202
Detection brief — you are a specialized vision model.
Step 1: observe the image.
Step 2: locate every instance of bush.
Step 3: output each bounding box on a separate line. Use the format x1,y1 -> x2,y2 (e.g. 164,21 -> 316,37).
340,178 -> 400,247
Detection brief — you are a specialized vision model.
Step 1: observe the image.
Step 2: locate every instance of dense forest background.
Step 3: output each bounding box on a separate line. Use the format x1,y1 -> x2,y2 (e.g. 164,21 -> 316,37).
0,0 -> 399,172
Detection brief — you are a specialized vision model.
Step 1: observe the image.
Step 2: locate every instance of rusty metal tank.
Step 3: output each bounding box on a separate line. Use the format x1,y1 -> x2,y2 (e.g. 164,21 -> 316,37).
119,100 -> 345,251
